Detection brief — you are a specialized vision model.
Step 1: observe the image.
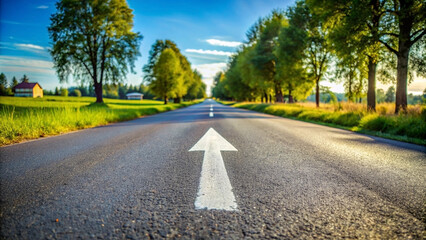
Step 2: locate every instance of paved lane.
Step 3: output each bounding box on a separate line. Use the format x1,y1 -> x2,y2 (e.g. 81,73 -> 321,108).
1,100 -> 424,238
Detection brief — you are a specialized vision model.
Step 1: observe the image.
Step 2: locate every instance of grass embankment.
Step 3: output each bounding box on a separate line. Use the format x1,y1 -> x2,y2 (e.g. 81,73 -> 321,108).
0,96 -> 201,146
225,101 -> 426,145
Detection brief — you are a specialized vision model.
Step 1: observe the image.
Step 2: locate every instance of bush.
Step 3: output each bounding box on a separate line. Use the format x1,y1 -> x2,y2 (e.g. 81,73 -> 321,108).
60,89 -> 68,96
359,114 -> 390,132
69,89 -> 82,97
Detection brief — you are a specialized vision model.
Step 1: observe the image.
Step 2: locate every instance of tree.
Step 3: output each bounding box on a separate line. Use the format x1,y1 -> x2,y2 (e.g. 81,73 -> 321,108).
377,0 -> 426,113
376,88 -> 386,103
143,39 -> 193,103
0,73 -> 9,96
211,72 -> 227,100
0,73 -> 7,86
385,86 -> 395,102
276,1 -> 312,103
238,46 -> 265,102
49,0 -> 142,103
70,89 -> 82,97
304,4 -> 331,108
309,0 -> 384,111
142,39 -> 194,103
77,84 -> 89,96
252,10 -> 287,102
197,82 -> 207,99
185,70 -> 205,101
60,88 -> 69,97
150,48 -> 183,104
11,77 -> 18,88
20,74 -> 29,83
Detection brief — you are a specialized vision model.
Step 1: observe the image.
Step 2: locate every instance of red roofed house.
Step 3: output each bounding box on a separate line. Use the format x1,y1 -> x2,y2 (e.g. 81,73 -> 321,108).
13,82 -> 43,98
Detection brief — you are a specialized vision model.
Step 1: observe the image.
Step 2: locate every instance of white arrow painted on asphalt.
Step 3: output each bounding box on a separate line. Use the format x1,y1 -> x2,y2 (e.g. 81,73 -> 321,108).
189,128 -> 238,211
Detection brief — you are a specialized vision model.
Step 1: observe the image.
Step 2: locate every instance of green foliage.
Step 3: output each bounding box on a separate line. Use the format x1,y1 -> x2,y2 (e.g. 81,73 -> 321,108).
376,89 -> 386,103
252,10 -> 287,102
151,48 -> 183,103
217,4 -> 330,105
48,0 -> 142,103
143,40 -> 204,103
60,88 -> 68,96
185,70 -> 205,100
0,96 -> 200,146
11,77 -> 18,88
20,75 -> 29,83
385,86 -> 395,103
215,0 -> 424,114
70,89 -> 82,97
276,2 -> 312,102
0,73 -> 7,87
0,73 -> 12,96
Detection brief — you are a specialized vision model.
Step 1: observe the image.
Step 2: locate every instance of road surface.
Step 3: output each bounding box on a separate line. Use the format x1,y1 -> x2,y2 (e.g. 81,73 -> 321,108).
1,100 -> 425,239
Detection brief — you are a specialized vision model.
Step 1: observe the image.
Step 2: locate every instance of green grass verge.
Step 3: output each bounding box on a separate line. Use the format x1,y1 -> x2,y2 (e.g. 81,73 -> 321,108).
223,102 -> 426,145
0,96 -> 202,146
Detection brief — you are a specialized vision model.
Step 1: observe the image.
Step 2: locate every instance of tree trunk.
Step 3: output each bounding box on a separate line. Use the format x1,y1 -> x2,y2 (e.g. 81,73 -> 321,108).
94,83 -> 103,103
288,89 -> 294,103
395,41 -> 410,114
367,57 -> 377,111
164,96 -> 168,104
315,79 -> 320,107
347,76 -> 353,102
275,85 -> 283,103
395,50 -> 408,113
174,97 -> 181,103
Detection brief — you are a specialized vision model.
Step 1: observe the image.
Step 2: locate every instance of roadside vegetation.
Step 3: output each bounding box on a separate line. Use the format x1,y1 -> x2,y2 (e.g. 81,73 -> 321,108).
224,101 -> 426,145
212,0 -> 425,114
0,96 -> 200,146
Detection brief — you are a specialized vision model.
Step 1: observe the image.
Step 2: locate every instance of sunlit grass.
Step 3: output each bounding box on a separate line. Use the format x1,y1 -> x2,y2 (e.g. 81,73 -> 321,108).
230,101 -> 426,145
0,96 -> 201,146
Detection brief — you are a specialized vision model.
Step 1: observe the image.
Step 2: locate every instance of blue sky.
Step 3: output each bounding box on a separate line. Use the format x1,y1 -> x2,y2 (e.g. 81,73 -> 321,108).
0,0 -> 424,94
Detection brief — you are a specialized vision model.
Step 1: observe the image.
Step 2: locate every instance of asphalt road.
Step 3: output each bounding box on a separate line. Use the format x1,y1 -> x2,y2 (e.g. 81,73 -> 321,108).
1,100 -> 425,239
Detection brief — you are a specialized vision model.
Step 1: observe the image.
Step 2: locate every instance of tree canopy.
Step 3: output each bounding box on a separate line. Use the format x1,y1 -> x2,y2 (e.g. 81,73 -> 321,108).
48,0 -> 142,103
143,40 -> 205,103
212,0 -> 425,113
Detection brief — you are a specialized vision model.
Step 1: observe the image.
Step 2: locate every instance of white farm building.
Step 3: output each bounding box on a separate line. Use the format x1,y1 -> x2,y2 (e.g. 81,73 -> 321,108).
126,92 -> 143,100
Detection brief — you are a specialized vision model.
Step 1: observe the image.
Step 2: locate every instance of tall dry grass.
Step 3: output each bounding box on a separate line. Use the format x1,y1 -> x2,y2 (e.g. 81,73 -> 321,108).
233,101 -> 426,142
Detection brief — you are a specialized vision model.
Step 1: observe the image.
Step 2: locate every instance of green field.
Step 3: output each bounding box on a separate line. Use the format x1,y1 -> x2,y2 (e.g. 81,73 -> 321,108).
0,96 -> 201,146
223,101 -> 426,145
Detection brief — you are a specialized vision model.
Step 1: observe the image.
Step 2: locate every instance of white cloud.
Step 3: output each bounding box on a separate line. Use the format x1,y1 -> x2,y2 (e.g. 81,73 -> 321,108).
185,49 -> 234,56
0,56 -> 55,74
193,63 -> 227,79
14,43 -> 45,50
206,39 -> 242,47
37,5 -> 49,9
193,62 -> 228,95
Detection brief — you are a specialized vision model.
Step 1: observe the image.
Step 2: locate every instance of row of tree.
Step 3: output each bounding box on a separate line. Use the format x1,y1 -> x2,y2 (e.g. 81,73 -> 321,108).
212,0 -> 425,113
306,86 -> 425,105
142,40 -> 207,104
0,72 -> 157,100
0,73 -> 31,96
45,83 -> 156,99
